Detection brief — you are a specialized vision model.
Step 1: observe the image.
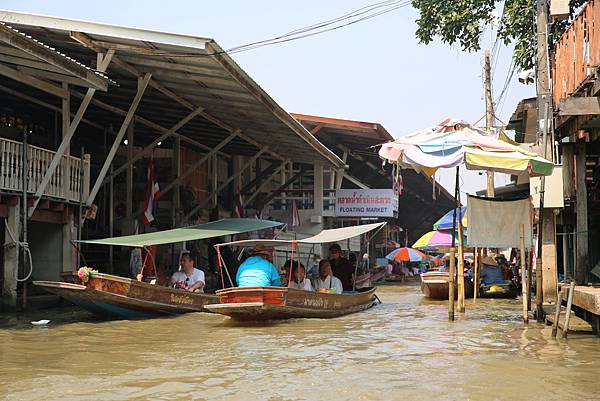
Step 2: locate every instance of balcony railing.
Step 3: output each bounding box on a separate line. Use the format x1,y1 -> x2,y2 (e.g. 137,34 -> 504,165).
0,137 -> 90,203
552,0 -> 600,106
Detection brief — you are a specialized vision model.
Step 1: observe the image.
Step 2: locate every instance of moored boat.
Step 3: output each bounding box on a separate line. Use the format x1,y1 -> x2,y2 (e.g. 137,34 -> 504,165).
35,272 -> 218,319
420,271 -> 474,300
205,286 -> 377,320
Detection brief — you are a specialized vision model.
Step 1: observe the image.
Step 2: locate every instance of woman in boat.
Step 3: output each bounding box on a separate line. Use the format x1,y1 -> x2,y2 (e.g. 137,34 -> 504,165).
288,262 -> 313,291
236,245 -> 282,287
479,255 -> 504,285
313,259 -> 343,294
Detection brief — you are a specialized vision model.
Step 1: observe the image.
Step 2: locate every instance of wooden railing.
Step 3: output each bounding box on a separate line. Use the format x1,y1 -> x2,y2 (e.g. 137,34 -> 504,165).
552,0 -> 600,106
0,137 -> 90,202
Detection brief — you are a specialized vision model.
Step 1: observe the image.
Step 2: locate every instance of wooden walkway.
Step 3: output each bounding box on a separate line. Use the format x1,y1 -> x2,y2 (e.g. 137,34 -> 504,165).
561,286 -> 600,315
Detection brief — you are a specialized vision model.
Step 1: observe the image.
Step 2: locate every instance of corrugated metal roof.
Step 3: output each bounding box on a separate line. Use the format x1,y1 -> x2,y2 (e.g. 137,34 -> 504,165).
0,10 -> 345,168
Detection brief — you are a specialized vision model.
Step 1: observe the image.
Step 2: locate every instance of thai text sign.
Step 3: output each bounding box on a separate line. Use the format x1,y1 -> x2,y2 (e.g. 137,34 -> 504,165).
335,189 -> 398,217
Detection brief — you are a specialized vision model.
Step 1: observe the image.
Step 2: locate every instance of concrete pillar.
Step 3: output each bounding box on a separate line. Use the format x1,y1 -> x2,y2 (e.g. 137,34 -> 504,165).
541,208 -> 557,304
2,202 -> 20,311
575,141 -> 588,284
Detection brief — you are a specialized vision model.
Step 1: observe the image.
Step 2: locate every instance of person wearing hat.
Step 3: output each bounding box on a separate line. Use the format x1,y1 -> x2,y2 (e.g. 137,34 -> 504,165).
329,243 -> 355,292
236,244 -> 282,287
479,254 -> 505,286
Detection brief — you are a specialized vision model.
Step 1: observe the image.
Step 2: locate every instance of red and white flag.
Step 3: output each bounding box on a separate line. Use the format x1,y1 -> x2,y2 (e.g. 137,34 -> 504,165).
234,187 -> 245,218
143,159 -> 160,225
289,200 -> 300,228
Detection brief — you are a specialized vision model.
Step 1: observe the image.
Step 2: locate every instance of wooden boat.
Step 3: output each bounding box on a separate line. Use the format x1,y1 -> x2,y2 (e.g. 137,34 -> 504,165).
479,282 -> 518,299
370,266 -> 386,283
420,271 -> 474,300
205,286 -> 377,320
34,272 -> 218,319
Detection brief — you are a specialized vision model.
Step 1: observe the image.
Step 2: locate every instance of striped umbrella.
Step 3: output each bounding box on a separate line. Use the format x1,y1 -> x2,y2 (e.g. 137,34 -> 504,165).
385,247 -> 426,262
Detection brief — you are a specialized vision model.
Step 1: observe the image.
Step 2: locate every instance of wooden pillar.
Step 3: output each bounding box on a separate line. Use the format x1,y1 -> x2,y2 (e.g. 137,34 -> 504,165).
314,162 -> 324,255
457,221 -> 465,313
2,202 -> 20,311
575,141 -> 588,284
211,154 -> 218,208
172,137 -> 181,226
520,224 -> 528,323
126,123 -> 134,219
542,208 -> 558,304
62,82 -> 71,199
448,247 -> 456,321
473,247 -> 479,303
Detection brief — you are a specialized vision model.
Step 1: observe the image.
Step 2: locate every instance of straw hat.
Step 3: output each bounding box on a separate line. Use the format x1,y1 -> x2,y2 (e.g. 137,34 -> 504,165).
250,244 -> 273,257
482,256 -> 497,266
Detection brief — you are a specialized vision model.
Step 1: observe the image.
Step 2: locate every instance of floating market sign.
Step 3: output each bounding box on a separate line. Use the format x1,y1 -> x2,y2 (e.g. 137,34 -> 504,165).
335,189 -> 398,217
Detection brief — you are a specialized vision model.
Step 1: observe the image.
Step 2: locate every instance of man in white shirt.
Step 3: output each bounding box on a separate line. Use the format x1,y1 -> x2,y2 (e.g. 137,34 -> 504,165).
288,262 -> 313,291
169,252 -> 205,292
313,259 -> 343,294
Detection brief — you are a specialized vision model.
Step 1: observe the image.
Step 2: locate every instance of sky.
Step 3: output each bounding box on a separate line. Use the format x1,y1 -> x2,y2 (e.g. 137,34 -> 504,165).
2,0 -> 535,200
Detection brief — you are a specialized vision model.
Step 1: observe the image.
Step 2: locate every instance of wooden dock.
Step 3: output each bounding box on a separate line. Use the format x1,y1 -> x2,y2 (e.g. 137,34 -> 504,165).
561,286 -> 600,315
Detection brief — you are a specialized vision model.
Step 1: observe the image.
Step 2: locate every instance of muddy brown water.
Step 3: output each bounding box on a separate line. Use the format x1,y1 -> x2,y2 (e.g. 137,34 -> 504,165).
1,284 -> 599,401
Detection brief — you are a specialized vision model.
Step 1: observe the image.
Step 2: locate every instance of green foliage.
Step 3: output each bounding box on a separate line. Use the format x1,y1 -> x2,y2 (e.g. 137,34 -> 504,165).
412,0 -> 585,72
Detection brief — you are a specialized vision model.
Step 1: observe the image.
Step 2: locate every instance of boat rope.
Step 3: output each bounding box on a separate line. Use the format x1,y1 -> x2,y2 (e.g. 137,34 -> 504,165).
287,240 -> 296,286
374,294 -> 382,305
4,221 -> 33,282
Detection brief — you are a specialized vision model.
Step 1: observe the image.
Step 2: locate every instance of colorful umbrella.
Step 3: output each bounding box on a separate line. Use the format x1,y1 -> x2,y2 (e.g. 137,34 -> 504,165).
385,247 -> 426,262
378,118 -> 554,177
433,207 -> 468,230
412,230 -> 466,248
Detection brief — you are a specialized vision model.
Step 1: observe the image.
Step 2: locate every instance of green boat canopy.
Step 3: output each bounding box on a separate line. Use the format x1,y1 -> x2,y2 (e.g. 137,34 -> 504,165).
77,219 -> 284,247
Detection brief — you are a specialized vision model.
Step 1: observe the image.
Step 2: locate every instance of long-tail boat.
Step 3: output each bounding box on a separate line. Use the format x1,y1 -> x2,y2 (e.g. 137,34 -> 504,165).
420,271 -> 474,300
34,218 -> 283,319
205,222 -> 385,321
35,273 -> 218,319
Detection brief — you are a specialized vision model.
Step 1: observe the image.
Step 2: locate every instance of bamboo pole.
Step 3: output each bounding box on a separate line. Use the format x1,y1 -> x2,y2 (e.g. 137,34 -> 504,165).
551,288 -> 563,338
520,224 -> 528,323
562,282 -> 576,339
527,249 -> 533,311
448,247 -> 456,321
473,247 -> 479,303
457,221 -> 465,313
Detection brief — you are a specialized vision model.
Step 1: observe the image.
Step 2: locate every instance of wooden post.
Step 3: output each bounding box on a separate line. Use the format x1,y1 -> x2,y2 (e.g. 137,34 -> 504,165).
457,221 -> 465,313
520,224 -> 528,323
552,287 -> 563,337
448,247 -> 456,321
126,123 -> 133,219
562,282 -> 576,339
536,254 -> 544,322
473,247 -> 479,303
575,141 -> 588,284
527,249 -> 533,311
542,208 -> 558,304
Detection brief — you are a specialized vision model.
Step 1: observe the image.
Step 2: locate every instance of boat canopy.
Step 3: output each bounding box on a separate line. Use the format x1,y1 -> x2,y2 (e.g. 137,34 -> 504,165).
77,219 -> 284,247
216,222 -> 386,248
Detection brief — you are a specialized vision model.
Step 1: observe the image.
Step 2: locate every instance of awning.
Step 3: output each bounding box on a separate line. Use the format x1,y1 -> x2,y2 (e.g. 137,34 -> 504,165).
77,218 -> 283,247
216,222 -> 386,248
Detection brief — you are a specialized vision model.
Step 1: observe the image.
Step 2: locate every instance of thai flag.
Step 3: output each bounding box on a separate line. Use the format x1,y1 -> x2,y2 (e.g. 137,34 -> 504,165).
289,199 -> 300,228
234,187 -> 245,218
143,159 -> 160,225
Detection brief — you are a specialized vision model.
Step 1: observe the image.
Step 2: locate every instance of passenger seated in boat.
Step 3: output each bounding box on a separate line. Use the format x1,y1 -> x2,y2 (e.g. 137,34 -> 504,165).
479,256 -> 505,285
288,262 -> 313,291
169,252 -> 205,292
313,259 -> 344,294
236,245 -> 282,287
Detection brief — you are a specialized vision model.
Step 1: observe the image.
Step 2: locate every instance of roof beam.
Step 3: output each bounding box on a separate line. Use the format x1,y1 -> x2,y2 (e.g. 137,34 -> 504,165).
86,72 -> 151,206
0,62 -> 68,98
244,160 -> 288,207
0,22 -> 108,90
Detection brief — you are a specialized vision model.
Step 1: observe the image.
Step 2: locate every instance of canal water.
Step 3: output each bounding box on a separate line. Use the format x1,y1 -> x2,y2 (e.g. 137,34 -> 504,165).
1,284 -> 599,401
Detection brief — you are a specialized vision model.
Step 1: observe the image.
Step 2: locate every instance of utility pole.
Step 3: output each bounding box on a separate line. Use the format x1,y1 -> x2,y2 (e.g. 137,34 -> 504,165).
484,49 -> 495,197
535,0 -> 554,322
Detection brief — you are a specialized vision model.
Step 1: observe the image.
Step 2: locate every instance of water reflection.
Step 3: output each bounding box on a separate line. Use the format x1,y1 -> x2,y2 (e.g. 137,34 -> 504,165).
1,285 -> 599,400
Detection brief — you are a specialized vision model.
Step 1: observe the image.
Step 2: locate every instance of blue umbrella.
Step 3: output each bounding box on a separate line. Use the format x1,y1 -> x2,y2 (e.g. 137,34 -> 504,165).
433,207 -> 467,231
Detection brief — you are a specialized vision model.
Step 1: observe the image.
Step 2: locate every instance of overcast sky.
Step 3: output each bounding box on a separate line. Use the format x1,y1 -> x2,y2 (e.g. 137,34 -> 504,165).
3,1 -> 535,200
